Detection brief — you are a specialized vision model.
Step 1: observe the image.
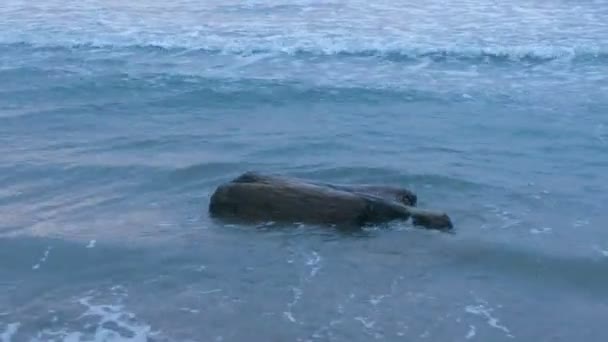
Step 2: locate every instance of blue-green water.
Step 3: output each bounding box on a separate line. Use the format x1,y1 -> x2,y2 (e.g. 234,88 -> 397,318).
1,1 -> 608,341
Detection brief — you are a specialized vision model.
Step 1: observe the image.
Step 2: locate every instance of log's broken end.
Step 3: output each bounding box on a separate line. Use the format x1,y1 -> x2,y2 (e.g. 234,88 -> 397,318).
406,207 -> 453,231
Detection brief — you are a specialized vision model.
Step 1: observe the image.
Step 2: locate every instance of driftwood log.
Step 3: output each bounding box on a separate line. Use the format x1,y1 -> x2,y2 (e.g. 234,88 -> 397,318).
208,171 -> 453,231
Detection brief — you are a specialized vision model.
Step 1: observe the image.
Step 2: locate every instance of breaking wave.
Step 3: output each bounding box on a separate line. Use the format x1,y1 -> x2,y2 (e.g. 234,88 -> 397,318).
2,41 -> 607,64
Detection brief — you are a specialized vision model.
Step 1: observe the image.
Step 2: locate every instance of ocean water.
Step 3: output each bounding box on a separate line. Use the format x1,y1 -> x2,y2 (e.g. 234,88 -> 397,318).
1,0 -> 608,340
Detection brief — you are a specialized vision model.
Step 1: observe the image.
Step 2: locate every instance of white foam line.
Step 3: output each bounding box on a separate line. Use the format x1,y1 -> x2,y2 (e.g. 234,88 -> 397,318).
1,323 -> 20,342
465,303 -> 513,338
283,311 -> 296,323
86,240 -> 96,248
199,289 -> 222,295
466,325 -> 476,339
306,251 -> 322,277
110,285 -> 125,292
530,227 -> 552,235
32,246 -> 51,270
369,295 -> 387,306
354,316 -> 375,329
284,287 -> 303,323
179,308 -> 200,314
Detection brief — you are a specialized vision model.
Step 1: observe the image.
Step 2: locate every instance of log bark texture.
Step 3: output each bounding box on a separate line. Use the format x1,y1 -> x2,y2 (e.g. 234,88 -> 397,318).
209,171 -> 453,231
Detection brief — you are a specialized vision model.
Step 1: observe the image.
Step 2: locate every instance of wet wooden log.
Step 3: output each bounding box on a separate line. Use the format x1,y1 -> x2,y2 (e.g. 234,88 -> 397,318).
208,171 -> 453,231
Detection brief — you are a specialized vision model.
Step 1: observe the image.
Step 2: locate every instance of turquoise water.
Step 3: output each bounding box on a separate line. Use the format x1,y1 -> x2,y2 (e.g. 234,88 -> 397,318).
1,1 -> 608,341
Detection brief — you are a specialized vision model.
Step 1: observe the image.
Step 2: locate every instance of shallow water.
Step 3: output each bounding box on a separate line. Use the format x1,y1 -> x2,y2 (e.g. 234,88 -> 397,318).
1,0 -> 608,341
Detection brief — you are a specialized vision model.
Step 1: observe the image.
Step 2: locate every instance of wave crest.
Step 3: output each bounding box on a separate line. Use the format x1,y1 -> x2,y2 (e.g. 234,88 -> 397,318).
2,40 -> 607,64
